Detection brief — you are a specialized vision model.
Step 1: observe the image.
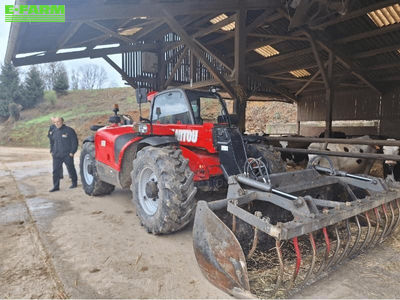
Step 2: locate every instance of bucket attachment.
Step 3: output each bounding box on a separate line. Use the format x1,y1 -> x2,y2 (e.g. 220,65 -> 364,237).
193,164 -> 400,298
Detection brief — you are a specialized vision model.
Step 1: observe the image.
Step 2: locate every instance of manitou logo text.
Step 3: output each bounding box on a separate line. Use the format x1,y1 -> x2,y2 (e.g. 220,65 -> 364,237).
172,129 -> 199,143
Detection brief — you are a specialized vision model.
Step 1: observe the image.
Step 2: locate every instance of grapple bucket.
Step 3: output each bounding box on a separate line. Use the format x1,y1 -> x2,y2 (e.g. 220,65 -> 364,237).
193,167 -> 400,298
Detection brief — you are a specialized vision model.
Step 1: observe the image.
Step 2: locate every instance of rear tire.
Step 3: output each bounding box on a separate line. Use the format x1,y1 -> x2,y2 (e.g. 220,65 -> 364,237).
131,146 -> 197,234
246,143 -> 286,173
80,142 -> 115,196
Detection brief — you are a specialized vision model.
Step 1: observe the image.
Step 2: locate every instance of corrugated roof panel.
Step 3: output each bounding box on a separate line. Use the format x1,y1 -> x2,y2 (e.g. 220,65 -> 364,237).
209,13 -> 235,31
367,4 -> 400,27
289,69 -> 311,78
254,45 -> 280,58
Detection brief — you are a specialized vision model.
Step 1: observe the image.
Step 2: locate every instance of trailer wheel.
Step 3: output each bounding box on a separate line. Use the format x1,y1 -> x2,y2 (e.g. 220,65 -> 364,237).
246,144 -> 286,173
80,142 -> 115,196
131,146 -> 197,234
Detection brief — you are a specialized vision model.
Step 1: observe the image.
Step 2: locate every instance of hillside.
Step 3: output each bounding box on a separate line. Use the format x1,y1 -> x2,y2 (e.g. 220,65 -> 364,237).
0,87 -> 296,148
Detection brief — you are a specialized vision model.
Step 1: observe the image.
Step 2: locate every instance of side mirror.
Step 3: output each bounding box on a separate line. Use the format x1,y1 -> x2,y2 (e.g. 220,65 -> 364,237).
229,114 -> 239,126
135,88 -> 148,104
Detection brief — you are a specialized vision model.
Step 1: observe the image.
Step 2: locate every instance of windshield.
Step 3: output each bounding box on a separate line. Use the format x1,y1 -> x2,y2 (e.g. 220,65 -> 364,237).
186,90 -> 233,124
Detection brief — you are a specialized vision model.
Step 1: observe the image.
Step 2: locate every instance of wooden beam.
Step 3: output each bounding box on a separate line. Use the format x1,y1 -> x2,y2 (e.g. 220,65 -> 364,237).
54,22 -> 83,51
68,0 -> 282,21
311,33 -> 383,96
234,6 -> 248,131
306,33 -> 329,89
295,71 -> 321,96
353,43 -> 400,59
193,39 -> 233,72
265,62 -> 319,76
248,33 -> 307,41
246,11 -> 281,34
164,47 -> 188,89
336,23 -> 400,44
103,55 -> 138,88
66,34 -> 109,49
248,47 -> 312,68
86,21 -> 133,44
193,14 -> 237,39
310,0 -> 400,29
325,51 -> 334,138
163,8 -> 237,99
367,61 -> 400,71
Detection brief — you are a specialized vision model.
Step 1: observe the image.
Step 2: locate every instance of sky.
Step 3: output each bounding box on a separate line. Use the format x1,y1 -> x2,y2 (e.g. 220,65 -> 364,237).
0,1 -> 126,88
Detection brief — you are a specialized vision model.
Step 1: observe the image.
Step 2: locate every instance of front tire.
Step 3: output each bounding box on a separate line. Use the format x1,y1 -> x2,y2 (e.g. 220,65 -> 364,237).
131,146 -> 197,234
80,142 -> 115,196
246,143 -> 286,173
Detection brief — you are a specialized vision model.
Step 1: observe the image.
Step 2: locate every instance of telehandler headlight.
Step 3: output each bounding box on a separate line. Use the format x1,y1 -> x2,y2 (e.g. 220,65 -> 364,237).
138,123 -> 148,134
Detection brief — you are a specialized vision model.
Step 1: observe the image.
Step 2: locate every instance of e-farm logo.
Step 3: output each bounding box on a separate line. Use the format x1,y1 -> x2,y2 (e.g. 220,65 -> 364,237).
5,5 -> 65,22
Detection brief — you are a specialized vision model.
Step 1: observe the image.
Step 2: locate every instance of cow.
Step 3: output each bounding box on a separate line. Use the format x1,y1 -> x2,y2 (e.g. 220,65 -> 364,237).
382,140 -> 400,182
308,135 -> 376,174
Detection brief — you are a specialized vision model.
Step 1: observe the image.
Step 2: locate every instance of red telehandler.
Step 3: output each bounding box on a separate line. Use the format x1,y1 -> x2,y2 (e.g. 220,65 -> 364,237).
80,88 -> 400,298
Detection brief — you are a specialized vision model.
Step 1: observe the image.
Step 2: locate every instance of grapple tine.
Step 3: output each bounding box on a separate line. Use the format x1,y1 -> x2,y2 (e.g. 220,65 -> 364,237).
315,227 -> 330,276
385,201 -> 396,237
359,211 -> 372,253
302,233 -> 317,285
370,207 -> 381,247
247,227 -> 259,259
337,219 -> 352,265
289,237 -> 302,288
394,199 -> 400,232
273,240 -> 284,295
326,225 -> 341,269
379,204 -> 388,243
348,215 -> 362,258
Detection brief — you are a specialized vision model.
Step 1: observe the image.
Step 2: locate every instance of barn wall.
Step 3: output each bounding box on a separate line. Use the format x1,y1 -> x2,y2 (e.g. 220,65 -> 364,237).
298,87 -> 400,138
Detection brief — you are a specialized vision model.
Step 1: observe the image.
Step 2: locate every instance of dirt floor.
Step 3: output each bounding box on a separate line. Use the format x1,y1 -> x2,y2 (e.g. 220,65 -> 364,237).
1,146 -> 400,299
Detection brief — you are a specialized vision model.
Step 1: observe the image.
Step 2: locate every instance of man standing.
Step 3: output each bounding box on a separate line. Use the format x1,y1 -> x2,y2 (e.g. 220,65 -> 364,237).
48,117 -> 63,179
49,117 -> 78,192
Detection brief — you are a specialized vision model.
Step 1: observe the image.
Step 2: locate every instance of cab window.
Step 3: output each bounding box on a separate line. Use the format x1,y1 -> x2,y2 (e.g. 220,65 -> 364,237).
187,90 -> 234,124
151,91 -> 192,124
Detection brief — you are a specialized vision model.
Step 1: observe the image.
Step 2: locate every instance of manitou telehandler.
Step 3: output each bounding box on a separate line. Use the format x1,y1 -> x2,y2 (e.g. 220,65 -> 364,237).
80,88 -> 400,298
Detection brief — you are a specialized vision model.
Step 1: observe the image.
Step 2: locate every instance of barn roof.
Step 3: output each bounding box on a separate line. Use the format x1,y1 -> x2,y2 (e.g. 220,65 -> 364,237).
6,0 -> 400,102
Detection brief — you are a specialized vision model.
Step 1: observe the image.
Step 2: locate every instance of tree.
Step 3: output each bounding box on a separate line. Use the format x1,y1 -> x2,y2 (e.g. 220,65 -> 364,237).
20,65 -> 44,109
53,64 -> 69,95
79,64 -> 108,90
38,62 -> 64,90
0,63 -> 22,119
0,63 -> 22,103
70,69 -> 80,90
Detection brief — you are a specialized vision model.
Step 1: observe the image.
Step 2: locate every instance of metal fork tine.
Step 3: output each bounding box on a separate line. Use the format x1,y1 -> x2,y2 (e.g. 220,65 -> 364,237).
288,237 -> 302,289
394,199 -> 400,232
359,211 -> 372,252
273,240 -> 284,295
337,219 -> 352,264
302,233 -> 316,285
348,215 -> 361,258
315,227 -> 330,276
379,204 -> 388,243
385,201 -> 396,237
247,227 -> 259,259
370,207 -> 381,247
326,225 -> 340,269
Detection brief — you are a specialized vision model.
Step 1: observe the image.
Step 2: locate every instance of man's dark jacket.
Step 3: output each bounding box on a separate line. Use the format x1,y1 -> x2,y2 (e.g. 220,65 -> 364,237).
51,125 -> 78,158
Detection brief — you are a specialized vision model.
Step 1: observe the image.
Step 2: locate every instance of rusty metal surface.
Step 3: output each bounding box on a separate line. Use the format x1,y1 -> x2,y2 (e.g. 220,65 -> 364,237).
193,201 -> 252,298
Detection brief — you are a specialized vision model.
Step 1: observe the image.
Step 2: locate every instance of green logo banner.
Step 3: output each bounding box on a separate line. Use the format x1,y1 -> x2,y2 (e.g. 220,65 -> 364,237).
5,5 -> 65,22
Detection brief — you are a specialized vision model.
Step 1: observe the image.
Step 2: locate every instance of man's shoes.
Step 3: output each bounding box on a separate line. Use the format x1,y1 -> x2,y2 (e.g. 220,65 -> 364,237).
49,187 -> 60,192
69,183 -> 78,189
